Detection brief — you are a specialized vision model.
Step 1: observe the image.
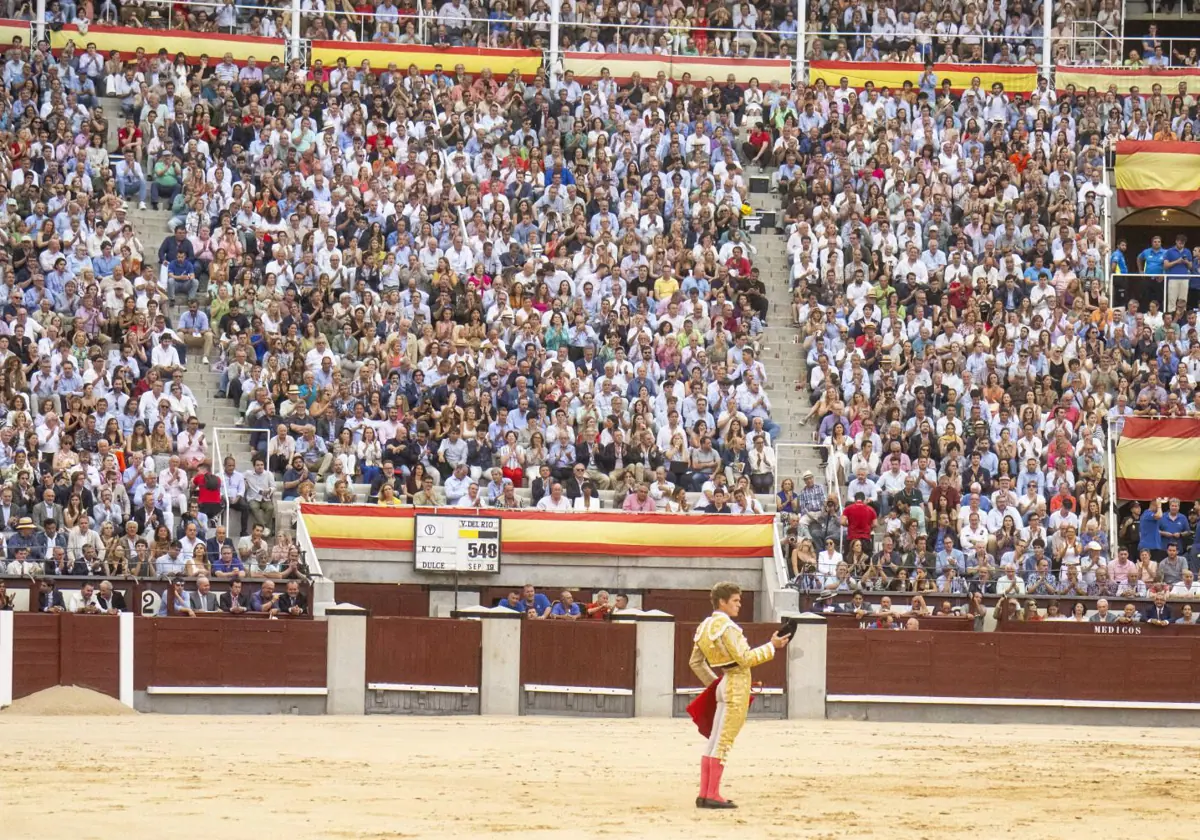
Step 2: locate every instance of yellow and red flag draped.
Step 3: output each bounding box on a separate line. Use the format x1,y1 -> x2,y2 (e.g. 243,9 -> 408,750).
807,60 -> 1038,95
1116,418 -> 1200,500
299,504 -> 775,557
1115,141 -> 1200,209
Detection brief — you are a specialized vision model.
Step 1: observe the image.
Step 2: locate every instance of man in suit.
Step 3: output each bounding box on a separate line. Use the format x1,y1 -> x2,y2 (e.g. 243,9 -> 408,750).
368,460 -> 406,503
204,524 -> 236,567
574,435 -> 612,489
598,429 -> 637,488
37,580 -> 66,613
563,463 -> 600,501
1145,590 -> 1174,626
96,580 -> 127,614
530,464 -> 554,506
277,580 -> 308,617
1089,598 -> 1117,622
219,579 -> 251,614
132,490 -> 167,535
190,575 -> 219,613
835,592 -> 869,617
0,485 -> 17,532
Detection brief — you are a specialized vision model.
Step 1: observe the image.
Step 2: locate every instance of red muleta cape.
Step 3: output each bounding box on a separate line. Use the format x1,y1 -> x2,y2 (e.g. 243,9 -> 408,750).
686,677 -> 757,738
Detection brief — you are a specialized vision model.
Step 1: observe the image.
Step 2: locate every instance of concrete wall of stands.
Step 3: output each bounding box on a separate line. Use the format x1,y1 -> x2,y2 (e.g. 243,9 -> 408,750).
320,550 -> 769,592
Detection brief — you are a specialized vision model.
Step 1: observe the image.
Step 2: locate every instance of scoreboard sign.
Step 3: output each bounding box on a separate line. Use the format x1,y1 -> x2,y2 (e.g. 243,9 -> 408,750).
414,514 -> 502,574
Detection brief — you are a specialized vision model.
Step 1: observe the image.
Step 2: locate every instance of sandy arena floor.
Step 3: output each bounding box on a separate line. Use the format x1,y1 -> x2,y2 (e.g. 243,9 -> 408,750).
0,714 -> 1192,839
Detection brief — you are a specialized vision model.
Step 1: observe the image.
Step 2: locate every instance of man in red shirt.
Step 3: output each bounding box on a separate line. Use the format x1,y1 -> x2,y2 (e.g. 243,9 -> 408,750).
842,493 -> 877,543
192,460 -> 224,522
742,122 -> 773,169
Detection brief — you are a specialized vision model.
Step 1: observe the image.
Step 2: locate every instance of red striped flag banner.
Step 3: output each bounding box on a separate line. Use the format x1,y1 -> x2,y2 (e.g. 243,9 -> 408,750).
1115,417 -> 1200,501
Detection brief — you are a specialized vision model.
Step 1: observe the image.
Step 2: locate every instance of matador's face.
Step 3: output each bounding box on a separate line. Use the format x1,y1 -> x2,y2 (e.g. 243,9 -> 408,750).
719,593 -> 742,618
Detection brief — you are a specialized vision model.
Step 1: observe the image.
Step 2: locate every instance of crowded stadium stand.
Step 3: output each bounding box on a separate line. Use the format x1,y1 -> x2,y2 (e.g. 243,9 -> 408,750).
2,0 -> 1200,629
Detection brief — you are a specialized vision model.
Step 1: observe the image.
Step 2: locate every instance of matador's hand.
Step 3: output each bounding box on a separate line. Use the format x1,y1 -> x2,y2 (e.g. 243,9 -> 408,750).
770,632 -> 791,649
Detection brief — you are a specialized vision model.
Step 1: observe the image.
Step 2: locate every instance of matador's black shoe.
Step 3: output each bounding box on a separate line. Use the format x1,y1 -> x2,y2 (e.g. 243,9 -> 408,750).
699,798 -> 737,809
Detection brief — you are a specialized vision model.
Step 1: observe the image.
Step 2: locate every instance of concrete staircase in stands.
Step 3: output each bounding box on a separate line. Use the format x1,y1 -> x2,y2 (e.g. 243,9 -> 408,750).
746,176 -> 826,497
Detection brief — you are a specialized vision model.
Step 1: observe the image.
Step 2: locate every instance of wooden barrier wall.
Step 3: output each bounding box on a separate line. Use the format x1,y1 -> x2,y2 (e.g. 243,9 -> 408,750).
12,613 -> 60,699
367,617 -> 481,687
823,613 -> 974,631
334,583 -> 430,617
826,629 -> 1200,703
673,621 -> 786,689
996,619 -> 1200,635
646,590 -> 754,622
60,614 -> 121,698
520,620 -> 636,689
133,618 -> 327,689
12,613 -> 120,699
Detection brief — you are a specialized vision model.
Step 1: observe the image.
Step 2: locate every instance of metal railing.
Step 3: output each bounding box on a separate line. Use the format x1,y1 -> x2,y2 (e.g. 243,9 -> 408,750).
1068,19 -> 1122,65
1116,37 -> 1200,68
1099,138 -> 1115,304
94,0 -> 282,37
1111,270 -> 1200,313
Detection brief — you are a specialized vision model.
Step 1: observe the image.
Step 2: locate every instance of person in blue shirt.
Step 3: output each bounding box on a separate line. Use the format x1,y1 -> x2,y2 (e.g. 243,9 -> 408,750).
211,544 -> 246,579
1111,239 -> 1128,274
1139,497 -> 1165,561
1022,255 -> 1051,288
517,584 -> 552,619
1138,235 -> 1166,275
550,590 -> 582,620
1159,498 -> 1189,553
1165,233 -> 1194,277
168,253 -> 197,302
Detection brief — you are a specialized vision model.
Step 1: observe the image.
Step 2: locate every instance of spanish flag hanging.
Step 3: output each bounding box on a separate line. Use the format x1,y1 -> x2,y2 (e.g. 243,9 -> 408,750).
1115,141 -> 1200,209
1116,418 -> 1200,501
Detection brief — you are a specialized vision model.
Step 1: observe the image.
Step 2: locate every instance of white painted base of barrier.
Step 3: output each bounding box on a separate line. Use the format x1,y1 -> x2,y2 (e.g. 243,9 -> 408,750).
146,686 -> 328,696
675,687 -> 784,696
829,694 -> 1200,711
0,611 -> 12,710
523,684 -> 632,696
368,682 -> 479,694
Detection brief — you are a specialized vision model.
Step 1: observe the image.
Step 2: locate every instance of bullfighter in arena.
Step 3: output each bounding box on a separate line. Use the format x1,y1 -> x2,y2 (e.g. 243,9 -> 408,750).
688,581 -> 790,809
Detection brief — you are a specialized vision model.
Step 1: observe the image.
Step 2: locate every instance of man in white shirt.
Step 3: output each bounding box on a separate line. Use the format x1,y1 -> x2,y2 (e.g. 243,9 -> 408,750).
536,482 -> 573,512
1171,569 -> 1200,598
151,333 -> 185,377
69,583 -> 102,614
304,334 -> 337,371
995,564 -> 1027,597
442,464 -> 472,505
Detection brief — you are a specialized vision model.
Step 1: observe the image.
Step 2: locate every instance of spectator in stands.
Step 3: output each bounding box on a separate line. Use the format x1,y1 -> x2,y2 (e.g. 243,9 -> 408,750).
1145,591 -> 1174,626
535,482 -> 572,513
1172,570 -> 1200,599
190,575 -> 218,613
220,579 -> 251,614
622,483 -> 656,513
1117,603 -> 1142,624
842,493 -> 877,543
550,590 -> 581,620
518,584 -> 551,619
1090,599 -> 1117,623
278,580 -> 309,617
585,590 -> 615,620
251,579 -> 279,614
